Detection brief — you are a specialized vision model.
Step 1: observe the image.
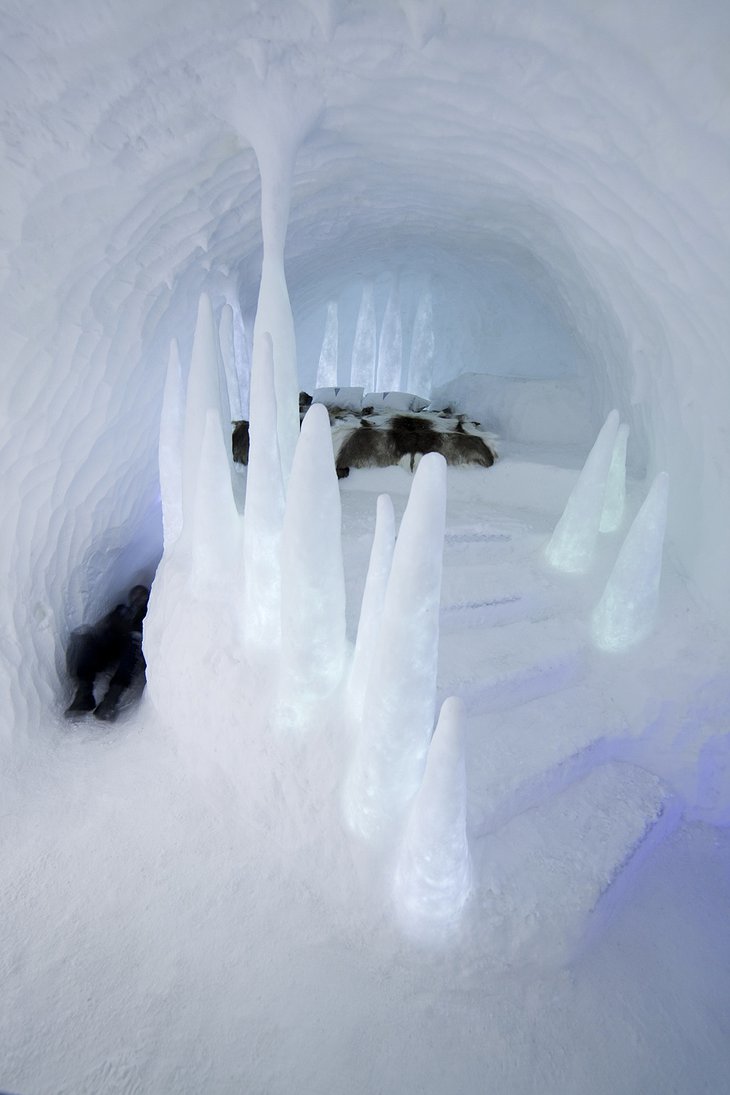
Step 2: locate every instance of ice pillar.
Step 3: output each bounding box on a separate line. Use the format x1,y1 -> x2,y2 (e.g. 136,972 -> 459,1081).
177,294 -> 236,557
252,143 -> 299,485
545,410 -> 620,573
344,453 -> 447,840
346,494 -> 396,725
276,403 -> 346,730
190,408 -> 240,597
600,423 -> 630,533
376,277 -> 402,392
315,300 -> 339,389
350,282 -> 376,391
592,472 -> 669,651
158,339 -> 184,551
394,697 -> 471,940
219,303 -> 244,422
407,285 -> 435,398
241,332 -> 285,651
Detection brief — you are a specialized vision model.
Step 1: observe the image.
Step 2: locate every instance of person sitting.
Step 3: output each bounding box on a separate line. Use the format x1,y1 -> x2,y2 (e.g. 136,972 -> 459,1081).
64,585 -> 150,721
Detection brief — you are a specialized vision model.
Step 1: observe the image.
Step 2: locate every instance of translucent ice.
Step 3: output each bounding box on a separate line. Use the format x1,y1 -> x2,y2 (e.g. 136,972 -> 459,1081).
545,410 -> 620,573
251,150 -> 300,484
218,303 -> 245,422
180,294 -> 230,551
344,453 -> 447,840
315,300 -> 339,389
592,472 -> 669,651
394,696 -> 471,941
190,407 -> 240,597
241,332 -> 285,651
346,493 -> 396,726
407,285 -> 435,398
600,423 -> 630,533
277,403 -> 346,730
350,282 -> 376,391
376,277 -> 403,392
158,339 -> 184,551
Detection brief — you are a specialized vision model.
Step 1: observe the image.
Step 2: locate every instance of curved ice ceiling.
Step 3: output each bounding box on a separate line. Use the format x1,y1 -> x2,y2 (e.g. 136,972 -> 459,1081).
2,0 -> 729,743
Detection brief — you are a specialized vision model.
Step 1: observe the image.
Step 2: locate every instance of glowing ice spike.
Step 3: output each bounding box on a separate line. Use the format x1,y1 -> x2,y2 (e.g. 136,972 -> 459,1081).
344,452 -> 447,840
241,332 -> 285,651
600,423 -> 630,533
315,300 -> 338,388
181,293 -> 227,543
545,409 -> 620,573
376,277 -> 402,392
350,282 -> 376,390
394,696 -> 471,940
277,403 -> 346,728
219,303 -> 244,421
190,408 -> 241,597
592,471 -> 669,651
158,339 -> 184,551
407,285 -> 435,399
346,494 -> 396,724
253,161 -> 299,485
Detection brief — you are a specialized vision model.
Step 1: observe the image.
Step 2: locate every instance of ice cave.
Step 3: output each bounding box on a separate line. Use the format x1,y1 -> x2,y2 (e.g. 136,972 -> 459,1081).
2,2 -> 729,1092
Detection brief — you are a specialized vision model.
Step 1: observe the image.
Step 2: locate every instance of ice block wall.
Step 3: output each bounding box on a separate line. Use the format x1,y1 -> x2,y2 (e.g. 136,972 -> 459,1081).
1,0 -> 728,754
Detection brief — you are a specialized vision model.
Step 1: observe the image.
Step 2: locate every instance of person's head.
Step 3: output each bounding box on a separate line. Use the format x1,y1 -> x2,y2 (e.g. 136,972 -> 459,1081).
129,585 -> 150,612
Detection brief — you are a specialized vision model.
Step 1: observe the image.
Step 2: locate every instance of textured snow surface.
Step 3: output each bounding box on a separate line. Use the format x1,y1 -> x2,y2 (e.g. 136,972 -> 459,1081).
2,0 -> 730,1091
4,458 -> 730,1093
2,0 -> 730,753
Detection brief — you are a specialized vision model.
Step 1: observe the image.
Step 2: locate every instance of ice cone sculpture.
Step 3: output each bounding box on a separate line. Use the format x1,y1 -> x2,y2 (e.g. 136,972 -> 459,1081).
545,410 -> 620,573
394,697 -> 472,941
344,452 -> 447,841
241,332 -> 285,652
600,423 -> 630,534
592,472 -> 669,651
346,493 -> 396,726
158,339 -> 184,551
277,403 -> 347,730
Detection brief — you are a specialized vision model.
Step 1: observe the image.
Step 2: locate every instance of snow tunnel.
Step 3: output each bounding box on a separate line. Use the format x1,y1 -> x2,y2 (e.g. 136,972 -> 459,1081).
4,6 -> 730,1091
1,0 -> 728,751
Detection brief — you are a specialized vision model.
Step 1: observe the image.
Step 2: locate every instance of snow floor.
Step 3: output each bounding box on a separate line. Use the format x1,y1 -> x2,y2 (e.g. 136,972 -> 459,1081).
2,450 -> 729,1094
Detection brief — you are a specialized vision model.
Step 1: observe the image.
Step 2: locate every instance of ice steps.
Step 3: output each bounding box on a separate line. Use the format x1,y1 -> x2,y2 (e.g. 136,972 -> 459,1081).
437,613 -> 588,715
440,561 -> 560,631
469,760 -> 677,963
463,680 -> 632,835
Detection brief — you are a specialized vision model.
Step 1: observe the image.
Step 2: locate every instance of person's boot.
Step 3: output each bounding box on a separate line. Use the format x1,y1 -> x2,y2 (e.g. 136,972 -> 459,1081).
65,683 -> 96,718
94,684 -> 125,722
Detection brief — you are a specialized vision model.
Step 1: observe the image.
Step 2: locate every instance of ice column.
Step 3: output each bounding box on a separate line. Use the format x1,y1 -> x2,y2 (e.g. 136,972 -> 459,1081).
344,453 -> 447,840
219,303 -> 244,422
394,697 -> 471,940
241,332 -> 285,651
600,423 -> 630,533
376,277 -> 403,392
180,294 -> 234,553
350,282 -> 376,391
158,339 -> 184,551
592,472 -> 669,651
407,285 -> 435,399
346,494 -> 396,725
276,403 -> 346,730
545,410 -> 620,573
315,300 -> 339,389
252,144 -> 299,484
190,407 -> 240,597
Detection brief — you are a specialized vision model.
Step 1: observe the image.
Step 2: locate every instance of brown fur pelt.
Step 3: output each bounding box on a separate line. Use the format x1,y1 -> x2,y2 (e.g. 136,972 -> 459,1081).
232,402 -> 497,476
333,410 -> 496,476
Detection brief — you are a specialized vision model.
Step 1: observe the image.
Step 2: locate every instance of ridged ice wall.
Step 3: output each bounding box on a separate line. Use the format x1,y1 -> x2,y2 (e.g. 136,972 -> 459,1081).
1,0 -> 729,755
